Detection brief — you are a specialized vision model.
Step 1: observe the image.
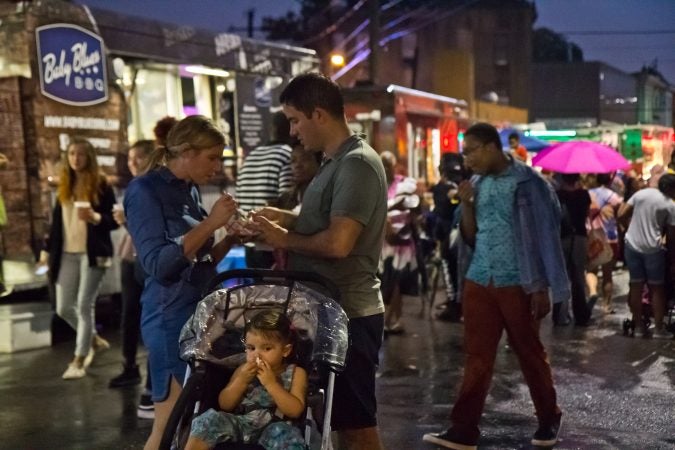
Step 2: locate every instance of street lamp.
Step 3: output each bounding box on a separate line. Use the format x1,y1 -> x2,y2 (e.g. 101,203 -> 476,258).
330,53 -> 345,68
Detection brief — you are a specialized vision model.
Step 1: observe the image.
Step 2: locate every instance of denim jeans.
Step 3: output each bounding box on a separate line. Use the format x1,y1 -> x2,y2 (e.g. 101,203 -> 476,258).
55,253 -> 106,357
450,280 -> 561,441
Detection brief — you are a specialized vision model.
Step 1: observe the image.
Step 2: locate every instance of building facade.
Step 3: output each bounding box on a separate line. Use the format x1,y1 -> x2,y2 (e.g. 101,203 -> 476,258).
0,0 -> 317,291
531,61 -> 638,127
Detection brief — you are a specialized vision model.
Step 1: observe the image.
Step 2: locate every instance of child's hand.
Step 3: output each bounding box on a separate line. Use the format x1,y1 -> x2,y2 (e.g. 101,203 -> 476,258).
236,360 -> 258,384
256,359 -> 277,387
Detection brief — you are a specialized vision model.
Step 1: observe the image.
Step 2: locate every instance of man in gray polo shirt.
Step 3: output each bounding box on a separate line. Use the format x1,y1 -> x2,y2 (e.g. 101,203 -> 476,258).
251,73 -> 387,450
618,173 -> 675,338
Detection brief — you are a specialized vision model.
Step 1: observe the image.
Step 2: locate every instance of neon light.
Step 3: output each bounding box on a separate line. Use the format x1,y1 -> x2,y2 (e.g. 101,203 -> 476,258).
529,130 -> 577,137
385,84 -> 468,106
184,66 -> 230,77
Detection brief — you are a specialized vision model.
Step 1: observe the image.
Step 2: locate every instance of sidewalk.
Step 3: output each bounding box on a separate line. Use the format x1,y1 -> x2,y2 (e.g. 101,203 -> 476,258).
2,269 -> 675,449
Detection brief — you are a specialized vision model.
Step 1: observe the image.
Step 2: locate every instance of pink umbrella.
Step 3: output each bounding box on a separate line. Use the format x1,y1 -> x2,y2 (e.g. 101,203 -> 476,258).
531,141 -> 631,174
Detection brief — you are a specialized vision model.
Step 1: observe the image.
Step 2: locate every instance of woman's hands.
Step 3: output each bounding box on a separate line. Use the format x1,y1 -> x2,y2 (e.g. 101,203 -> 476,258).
208,193 -> 238,229
77,205 -> 101,225
112,208 -> 126,226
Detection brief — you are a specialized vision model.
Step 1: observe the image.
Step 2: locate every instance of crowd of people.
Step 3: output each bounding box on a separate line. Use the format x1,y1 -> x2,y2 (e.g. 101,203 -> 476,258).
31,71 -> 675,450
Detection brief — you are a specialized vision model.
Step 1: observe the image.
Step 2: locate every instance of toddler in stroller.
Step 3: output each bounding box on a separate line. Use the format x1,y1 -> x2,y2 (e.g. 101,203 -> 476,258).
161,269 -> 349,450
185,309 -> 308,450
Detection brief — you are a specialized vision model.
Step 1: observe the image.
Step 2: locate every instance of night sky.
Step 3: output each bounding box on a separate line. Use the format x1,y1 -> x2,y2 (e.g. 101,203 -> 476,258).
74,0 -> 675,84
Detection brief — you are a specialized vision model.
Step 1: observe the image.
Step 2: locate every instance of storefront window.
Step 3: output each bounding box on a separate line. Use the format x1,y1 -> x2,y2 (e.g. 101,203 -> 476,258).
125,66 -> 181,141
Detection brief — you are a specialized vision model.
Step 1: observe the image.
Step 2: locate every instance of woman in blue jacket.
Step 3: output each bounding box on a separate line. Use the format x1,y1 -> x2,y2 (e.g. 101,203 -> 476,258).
124,116 -> 238,450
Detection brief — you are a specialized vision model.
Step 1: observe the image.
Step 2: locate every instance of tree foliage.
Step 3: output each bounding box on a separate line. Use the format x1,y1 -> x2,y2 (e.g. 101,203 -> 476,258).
533,28 -> 583,63
261,0 -> 459,45
262,0 -> 352,43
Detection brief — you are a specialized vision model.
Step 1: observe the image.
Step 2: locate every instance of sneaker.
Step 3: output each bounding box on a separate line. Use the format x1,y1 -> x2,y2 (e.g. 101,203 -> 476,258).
436,303 -> 462,322
422,429 -> 477,450
109,365 -> 142,388
532,413 -> 563,447
0,284 -> 13,298
62,363 -> 86,380
387,321 -> 405,335
651,327 -> 673,339
137,393 -> 155,420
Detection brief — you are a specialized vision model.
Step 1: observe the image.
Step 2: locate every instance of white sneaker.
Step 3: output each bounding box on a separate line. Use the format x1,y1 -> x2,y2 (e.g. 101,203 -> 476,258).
652,327 -> 673,339
62,363 -> 86,380
137,393 -> 155,420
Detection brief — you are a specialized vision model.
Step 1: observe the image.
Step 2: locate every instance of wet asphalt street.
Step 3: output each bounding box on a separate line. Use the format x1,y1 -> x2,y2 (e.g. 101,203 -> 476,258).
2,268 -> 675,449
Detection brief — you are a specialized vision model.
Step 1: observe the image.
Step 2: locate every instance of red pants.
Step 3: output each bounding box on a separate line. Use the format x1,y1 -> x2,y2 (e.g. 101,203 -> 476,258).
450,280 -> 561,441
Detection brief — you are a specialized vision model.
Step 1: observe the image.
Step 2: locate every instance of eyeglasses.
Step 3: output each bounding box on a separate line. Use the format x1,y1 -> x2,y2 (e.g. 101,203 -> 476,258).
462,143 -> 484,155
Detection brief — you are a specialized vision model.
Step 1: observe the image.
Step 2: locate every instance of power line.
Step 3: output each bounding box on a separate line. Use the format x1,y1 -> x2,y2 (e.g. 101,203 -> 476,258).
558,30 -> 675,35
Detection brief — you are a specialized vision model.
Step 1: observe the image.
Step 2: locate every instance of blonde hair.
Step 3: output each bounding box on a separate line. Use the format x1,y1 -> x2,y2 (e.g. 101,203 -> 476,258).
57,137 -> 105,205
145,115 -> 226,171
129,139 -> 155,176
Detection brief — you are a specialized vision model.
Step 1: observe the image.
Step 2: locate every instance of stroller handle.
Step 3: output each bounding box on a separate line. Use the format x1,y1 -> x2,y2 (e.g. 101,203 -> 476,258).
204,268 -> 342,303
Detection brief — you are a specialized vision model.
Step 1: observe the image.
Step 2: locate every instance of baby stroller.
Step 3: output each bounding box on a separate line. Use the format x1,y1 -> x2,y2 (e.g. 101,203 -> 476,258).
160,269 -> 349,450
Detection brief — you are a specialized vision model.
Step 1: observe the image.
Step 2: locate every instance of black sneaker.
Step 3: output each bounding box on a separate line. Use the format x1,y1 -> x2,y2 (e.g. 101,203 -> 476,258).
108,365 -> 141,388
137,392 -> 155,420
422,428 -> 477,450
531,413 -> 563,447
436,302 -> 462,322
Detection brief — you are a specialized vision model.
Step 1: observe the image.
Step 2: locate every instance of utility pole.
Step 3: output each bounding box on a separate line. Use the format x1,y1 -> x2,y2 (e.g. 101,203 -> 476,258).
247,8 -> 255,38
368,0 -> 379,84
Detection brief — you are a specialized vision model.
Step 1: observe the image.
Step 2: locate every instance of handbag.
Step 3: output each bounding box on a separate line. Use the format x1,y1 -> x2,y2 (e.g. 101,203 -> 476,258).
586,228 -> 613,268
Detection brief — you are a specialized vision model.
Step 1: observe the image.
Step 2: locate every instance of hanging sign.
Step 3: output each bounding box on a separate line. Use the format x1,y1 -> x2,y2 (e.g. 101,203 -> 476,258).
36,24 -> 108,106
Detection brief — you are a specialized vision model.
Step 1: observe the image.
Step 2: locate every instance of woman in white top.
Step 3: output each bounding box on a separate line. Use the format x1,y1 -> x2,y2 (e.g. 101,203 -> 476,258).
41,138 -> 119,379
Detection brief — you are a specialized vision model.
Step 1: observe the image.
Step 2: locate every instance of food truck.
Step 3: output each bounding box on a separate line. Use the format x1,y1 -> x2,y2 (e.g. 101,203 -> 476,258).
0,0 -> 318,293
343,84 -> 470,185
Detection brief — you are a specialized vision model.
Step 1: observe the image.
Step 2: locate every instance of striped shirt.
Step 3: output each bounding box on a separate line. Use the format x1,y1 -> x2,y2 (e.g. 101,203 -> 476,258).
236,143 -> 293,212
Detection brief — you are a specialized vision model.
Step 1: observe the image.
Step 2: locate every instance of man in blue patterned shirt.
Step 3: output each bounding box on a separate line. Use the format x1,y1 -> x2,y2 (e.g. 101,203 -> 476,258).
424,123 -> 569,450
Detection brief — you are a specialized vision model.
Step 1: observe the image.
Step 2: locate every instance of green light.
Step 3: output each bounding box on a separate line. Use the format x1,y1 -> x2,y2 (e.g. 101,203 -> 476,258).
529,130 -> 577,137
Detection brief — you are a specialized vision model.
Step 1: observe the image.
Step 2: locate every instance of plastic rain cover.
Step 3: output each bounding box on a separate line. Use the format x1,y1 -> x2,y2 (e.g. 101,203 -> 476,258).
179,282 -> 349,371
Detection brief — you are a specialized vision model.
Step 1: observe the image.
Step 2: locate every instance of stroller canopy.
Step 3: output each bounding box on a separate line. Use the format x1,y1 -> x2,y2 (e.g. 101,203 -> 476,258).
179,280 -> 349,372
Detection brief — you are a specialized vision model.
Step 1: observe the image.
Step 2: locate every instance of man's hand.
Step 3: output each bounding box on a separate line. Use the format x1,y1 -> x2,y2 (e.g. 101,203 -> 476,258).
530,291 -> 551,319
250,206 -> 285,223
250,215 -> 289,249
457,180 -> 475,205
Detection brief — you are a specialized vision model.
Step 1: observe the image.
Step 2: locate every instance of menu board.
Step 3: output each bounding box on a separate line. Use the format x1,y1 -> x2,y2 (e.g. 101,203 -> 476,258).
235,73 -> 286,155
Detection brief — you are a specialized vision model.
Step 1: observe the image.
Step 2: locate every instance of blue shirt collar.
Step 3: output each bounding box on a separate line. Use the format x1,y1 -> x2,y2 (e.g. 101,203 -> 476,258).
157,166 -> 190,187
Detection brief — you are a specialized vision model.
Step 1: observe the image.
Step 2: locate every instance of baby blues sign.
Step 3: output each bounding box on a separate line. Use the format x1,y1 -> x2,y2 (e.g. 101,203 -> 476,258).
36,24 -> 108,106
